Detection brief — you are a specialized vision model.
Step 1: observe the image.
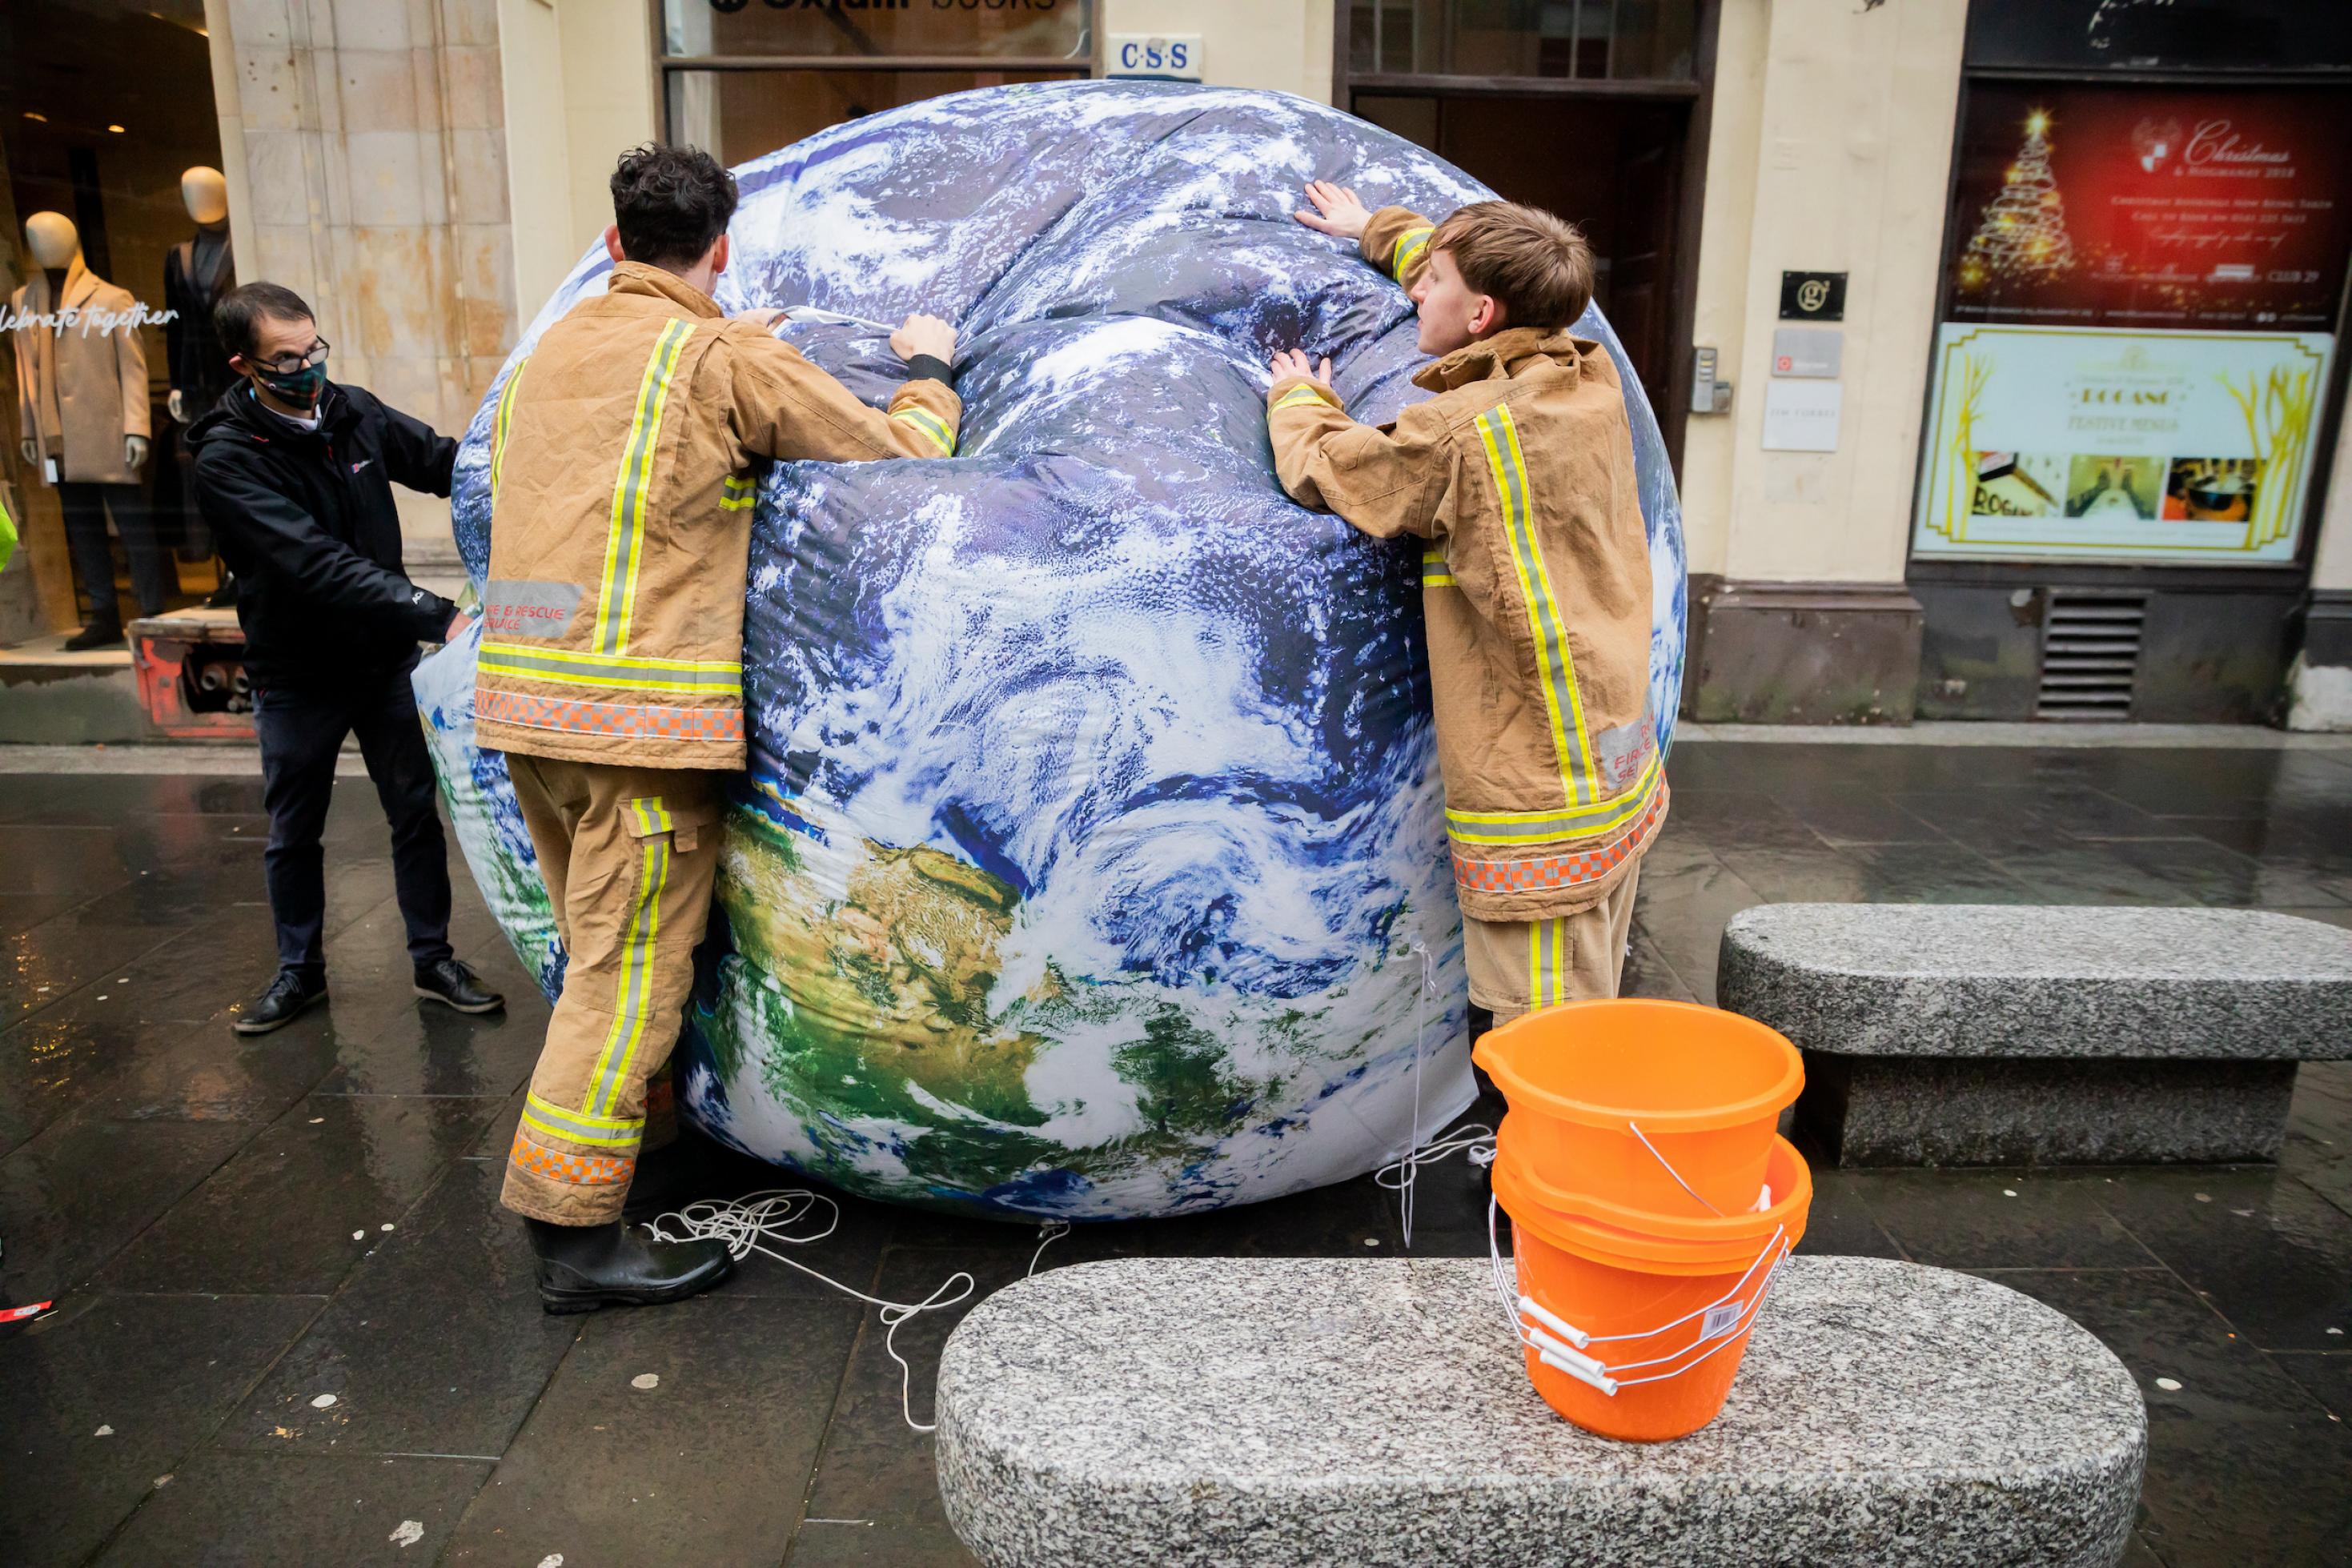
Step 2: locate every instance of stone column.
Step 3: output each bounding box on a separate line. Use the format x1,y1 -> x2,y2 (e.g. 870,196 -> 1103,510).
203,0 -> 519,596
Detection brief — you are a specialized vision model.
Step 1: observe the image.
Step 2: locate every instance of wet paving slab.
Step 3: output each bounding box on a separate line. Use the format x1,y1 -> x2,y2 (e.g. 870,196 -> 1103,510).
2,741 -> 2351,1566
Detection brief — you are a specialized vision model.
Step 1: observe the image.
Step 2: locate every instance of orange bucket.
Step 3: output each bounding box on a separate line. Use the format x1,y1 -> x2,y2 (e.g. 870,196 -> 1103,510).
1472,1000 -> 1802,1218
1492,1137 -> 1812,1442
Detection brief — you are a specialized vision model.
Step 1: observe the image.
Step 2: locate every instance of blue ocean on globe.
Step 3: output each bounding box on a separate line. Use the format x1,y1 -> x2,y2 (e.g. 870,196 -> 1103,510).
414,81 -> 1688,1220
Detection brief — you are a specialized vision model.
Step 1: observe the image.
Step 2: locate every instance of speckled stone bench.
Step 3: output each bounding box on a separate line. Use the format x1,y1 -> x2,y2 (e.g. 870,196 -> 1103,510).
935,1256 -> 2145,1568
1719,904 -> 2352,1165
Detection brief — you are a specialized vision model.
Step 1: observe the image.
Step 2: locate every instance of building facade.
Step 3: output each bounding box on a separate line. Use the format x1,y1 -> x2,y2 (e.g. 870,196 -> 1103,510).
6,0 -> 2349,727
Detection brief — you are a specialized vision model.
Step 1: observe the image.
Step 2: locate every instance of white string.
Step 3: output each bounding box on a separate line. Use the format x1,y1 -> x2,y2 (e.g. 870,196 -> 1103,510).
1371,941 -> 1495,1249
1028,1220 -> 1070,1277
642,1189 -> 973,1434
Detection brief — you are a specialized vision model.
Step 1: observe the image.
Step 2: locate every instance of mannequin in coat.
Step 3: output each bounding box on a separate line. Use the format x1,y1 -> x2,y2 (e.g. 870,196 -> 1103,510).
165,167 -> 238,600
12,211 -> 171,648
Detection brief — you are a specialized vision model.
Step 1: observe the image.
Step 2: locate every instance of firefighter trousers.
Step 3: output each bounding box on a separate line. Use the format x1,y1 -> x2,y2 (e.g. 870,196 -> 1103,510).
500,754 -> 725,1225
1462,861 -> 1643,1026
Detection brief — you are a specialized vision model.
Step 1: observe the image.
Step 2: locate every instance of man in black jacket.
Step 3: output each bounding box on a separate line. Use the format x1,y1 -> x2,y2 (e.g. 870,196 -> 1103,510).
190,283 -> 502,1033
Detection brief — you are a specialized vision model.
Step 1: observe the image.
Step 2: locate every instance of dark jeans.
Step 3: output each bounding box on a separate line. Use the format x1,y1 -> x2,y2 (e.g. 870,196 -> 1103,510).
58,481 -> 174,627
255,666 -> 454,978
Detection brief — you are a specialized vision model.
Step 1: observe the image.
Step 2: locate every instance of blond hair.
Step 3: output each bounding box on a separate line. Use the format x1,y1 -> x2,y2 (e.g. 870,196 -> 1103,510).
1430,201 -> 1595,332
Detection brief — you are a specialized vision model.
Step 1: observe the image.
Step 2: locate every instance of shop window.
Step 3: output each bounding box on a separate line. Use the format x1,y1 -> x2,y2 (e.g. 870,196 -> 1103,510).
1349,0 -> 1697,82
663,0 -> 1091,63
667,67 -> 1090,163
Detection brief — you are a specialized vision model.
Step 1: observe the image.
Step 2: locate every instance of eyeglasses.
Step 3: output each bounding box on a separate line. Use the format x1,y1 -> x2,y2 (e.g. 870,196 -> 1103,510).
255,339 -> 330,375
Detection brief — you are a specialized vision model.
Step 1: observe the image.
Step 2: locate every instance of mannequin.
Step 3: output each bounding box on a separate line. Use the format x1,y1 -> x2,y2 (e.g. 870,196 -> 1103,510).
165,168 -> 235,425
164,166 -> 238,602
11,211 -> 169,648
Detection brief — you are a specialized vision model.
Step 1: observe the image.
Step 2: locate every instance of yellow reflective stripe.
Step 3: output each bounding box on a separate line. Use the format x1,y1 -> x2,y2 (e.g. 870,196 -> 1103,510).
480,641 -> 740,675
628,796 -> 673,836
476,659 -> 741,697
1478,403 -> 1595,804
595,320 -> 696,656
720,475 -> 757,512
1500,407 -> 1599,789
585,829 -> 670,1118
1445,752 -> 1663,844
1528,920 -> 1540,1007
892,404 -> 954,455
1391,226 -> 1435,284
523,1092 -> 643,1148
490,357 -> 528,505
1423,572 -> 1457,587
1271,385 -> 1331,413
1421,547 -> 1455,588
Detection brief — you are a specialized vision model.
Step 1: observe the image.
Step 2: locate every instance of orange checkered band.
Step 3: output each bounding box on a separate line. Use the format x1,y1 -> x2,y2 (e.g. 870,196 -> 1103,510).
509,1133 -> 636,1188
1450,779 -> 1668,895
474,687 -> 744,744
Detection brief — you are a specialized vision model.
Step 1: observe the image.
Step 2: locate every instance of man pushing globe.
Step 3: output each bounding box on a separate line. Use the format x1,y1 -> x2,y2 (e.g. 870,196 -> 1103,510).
412,83 -> 1688,1265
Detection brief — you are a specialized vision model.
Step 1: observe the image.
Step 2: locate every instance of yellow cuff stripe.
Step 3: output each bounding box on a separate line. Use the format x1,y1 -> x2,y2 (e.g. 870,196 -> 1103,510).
1391,227 -> 1435,284
892,405 -> 955,455
1271,385 -> 1333,413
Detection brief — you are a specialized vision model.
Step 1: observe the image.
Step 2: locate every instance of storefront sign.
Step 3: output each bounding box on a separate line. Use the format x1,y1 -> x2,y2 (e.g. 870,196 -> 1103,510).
1762,380 -> 1841,451
1911,323 -> 2332,565
1917,81 -> 2352,565
1772,327 -> 1840,378
1779,271 -> 1845,322
1108,33 -> 1201,81
1945,84 -> 2352,332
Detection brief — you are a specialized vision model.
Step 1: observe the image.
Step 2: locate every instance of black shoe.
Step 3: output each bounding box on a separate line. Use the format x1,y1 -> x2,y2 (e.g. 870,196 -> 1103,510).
62,621 -> 125,652
205,574 -> 238,609
524,1217 -> 733,1314
415,957 -> 504,1014
232,968 -> 328,1035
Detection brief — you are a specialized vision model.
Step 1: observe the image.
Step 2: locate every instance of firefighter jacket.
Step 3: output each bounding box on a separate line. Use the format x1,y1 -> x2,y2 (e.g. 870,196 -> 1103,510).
1268,206 -> 1665,922
475,261 -> 962,771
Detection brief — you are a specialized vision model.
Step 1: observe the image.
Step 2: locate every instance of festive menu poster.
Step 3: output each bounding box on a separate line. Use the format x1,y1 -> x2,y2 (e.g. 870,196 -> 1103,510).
1911,323 -> 2332,565
1945,84 -> 2352,331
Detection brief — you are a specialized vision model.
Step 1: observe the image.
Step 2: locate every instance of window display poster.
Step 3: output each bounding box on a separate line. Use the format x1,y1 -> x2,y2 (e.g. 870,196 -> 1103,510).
1945,83 -> 2352,331
1911,323 -> 2331,565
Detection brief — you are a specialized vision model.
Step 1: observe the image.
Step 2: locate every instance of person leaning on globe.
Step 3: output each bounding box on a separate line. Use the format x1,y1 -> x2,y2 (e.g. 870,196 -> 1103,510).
1267,182 -> 1668,1031
472,143 -> 965,1313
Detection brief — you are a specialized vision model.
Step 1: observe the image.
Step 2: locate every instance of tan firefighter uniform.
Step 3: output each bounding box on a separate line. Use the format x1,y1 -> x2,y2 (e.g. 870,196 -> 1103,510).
479,261 -> 961,1223
1269,206 -> 1665,1023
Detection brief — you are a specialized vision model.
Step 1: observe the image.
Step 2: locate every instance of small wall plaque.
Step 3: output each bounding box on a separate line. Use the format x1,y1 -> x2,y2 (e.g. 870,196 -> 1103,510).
1779,271 -> 1847,322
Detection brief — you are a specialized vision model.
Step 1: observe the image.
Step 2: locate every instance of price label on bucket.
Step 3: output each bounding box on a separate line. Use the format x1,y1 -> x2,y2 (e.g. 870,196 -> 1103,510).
1700,1300 -> 1745,1341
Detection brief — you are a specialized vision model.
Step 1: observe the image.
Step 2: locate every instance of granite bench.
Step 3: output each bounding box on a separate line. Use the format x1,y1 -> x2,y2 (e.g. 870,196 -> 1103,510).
935,1255 -> 2145,1568
1718,904 -> 2352,1165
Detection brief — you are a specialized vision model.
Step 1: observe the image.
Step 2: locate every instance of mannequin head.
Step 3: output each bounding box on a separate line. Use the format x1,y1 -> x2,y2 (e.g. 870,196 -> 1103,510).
181,166 -> 229,227
24,212 -> 79,271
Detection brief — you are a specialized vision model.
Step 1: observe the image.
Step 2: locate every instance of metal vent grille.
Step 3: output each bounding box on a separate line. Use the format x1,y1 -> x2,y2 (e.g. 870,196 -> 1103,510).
2037,591 -> 2146,720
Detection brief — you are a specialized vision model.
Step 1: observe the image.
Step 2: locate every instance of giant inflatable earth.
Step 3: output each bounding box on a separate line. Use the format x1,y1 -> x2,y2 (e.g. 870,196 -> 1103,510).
415,82 -> 1687,1220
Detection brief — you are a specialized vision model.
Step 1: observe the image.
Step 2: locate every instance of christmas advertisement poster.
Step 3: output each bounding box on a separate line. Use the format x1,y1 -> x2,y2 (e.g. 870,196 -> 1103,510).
1911,323 -> 2331,565
1946,83 -> 2352,329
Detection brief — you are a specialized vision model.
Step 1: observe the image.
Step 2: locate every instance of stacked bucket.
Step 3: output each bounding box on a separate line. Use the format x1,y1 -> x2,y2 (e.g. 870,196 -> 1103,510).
1473,999 -> 1809,1442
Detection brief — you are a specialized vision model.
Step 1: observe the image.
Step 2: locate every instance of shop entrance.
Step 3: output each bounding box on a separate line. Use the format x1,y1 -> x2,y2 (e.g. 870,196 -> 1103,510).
1339,1 -> 1716,470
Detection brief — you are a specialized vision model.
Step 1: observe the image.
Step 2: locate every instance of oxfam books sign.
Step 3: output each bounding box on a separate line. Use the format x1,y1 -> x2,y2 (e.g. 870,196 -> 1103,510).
418,82 -> 1688,1220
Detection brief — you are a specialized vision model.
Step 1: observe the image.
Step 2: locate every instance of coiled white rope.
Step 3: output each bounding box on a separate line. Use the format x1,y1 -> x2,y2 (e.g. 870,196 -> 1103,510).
644,1189 -> 1063,1434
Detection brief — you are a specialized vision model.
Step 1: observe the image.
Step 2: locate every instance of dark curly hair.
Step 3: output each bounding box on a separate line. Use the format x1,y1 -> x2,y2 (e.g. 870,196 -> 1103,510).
609,143 -> 739,269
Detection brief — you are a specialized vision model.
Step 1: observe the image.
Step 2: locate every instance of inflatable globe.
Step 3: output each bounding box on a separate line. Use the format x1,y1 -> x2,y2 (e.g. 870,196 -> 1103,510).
415,82 -> 1687,1220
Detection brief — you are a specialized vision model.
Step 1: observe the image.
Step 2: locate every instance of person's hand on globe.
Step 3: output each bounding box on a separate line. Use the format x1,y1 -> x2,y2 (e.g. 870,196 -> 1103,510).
1294,179 -> 1373,242
892,312 -> 957,365
734,307 -> 789,332
1268,347 -> 1334,390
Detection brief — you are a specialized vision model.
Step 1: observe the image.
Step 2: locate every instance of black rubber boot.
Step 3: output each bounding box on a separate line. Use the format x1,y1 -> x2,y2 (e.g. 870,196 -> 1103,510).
523,1217 -> 733,1315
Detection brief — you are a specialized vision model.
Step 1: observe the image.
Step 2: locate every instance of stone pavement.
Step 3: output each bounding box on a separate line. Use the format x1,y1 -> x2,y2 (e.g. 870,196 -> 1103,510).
2,738 -> 2350,1566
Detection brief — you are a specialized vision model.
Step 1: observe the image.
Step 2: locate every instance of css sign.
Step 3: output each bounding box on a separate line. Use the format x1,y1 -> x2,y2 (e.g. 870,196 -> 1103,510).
1106,33 -> 1203,81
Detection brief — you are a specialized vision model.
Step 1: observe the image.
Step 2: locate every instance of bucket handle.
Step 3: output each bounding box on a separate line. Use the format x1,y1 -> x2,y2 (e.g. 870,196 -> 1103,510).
1487,1193 -> 1790,1398
1626,1117 -> 1727,1217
